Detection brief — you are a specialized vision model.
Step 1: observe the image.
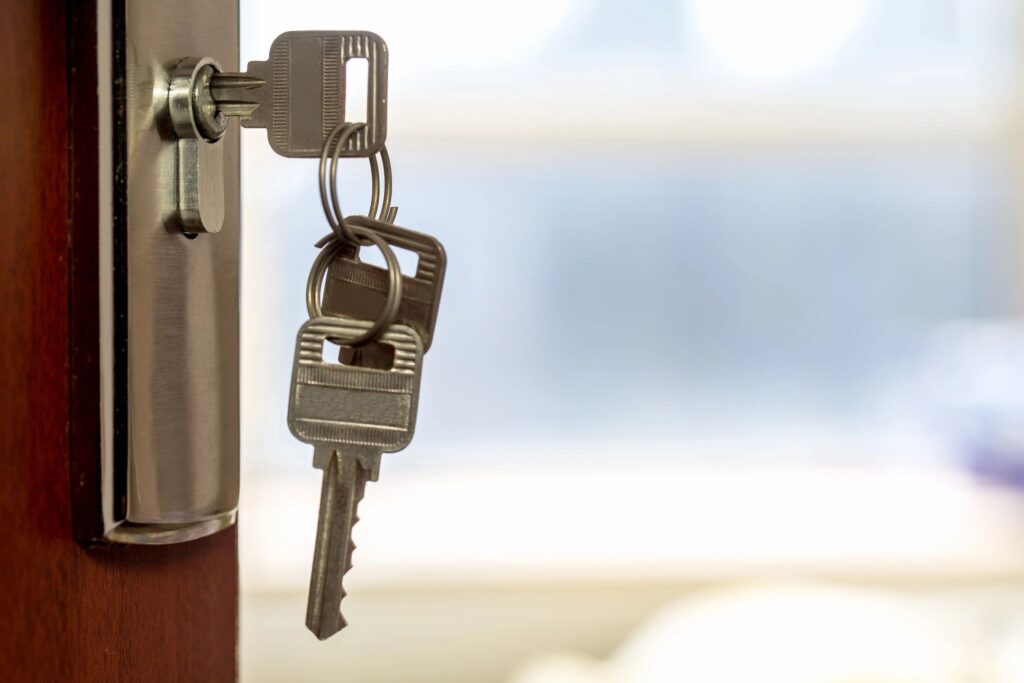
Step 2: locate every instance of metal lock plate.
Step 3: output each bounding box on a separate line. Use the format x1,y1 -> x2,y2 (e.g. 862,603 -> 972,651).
75,0 -> 240,544
168,57 -> 226,234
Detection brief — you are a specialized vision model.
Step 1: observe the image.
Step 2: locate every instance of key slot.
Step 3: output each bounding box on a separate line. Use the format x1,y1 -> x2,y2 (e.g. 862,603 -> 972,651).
344,57 -> 369,124
358,242 -> 420,277
324,337 -> 397,371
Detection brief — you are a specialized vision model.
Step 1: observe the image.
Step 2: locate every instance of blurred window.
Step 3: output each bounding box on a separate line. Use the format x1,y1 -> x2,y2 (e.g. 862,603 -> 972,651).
242,0 -> 1021,473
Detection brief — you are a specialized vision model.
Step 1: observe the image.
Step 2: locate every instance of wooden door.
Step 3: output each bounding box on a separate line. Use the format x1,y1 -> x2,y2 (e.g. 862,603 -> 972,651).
0,2 -> 238,680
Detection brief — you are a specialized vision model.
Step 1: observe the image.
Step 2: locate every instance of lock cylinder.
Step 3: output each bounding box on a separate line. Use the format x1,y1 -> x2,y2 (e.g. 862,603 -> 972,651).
168,57 -> 226,234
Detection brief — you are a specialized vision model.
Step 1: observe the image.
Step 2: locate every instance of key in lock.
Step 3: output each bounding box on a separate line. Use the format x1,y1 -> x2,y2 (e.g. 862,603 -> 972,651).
211,31 -> 389,158
167,31 -> 389,234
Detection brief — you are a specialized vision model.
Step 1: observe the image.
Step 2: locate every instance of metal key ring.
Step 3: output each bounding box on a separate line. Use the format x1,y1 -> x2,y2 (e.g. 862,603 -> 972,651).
318,123 -> 367,243
305,226 -> 403,347
328,127 -> 396,231
318,123 -> 395,244
375,145 -> 396,224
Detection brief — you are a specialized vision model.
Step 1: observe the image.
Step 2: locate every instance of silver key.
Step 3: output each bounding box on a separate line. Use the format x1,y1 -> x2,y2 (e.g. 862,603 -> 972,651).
211,31 -> 389,158
323,214 -> 447,353
288,316 -> 423,639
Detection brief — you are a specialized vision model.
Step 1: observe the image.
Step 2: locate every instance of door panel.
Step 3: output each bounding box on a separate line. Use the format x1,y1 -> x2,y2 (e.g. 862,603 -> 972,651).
0,2 -> 238,680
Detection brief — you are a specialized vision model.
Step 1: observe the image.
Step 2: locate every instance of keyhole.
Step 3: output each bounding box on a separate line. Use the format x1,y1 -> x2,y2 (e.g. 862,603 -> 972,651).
345,58 -> 369,123
322,338 -> 395,370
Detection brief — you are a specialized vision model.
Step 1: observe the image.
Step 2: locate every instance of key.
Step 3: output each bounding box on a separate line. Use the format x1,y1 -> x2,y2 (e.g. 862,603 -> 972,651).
288,316 -> 423,639
210,31 -> 388,158
323,214 -> 447,356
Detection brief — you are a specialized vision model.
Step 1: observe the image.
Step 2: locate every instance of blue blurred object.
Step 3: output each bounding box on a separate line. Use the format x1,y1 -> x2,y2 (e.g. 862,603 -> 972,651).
922,321 -> 1024,485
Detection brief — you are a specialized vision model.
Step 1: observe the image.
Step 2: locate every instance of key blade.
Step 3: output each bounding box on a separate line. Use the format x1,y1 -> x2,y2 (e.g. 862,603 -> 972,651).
306,450 -> 369,640
207,73 -> 266,120
209,73 -> 266,92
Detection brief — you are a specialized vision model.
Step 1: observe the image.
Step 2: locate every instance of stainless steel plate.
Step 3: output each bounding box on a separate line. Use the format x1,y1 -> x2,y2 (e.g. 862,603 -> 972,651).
84,0 -> 239,544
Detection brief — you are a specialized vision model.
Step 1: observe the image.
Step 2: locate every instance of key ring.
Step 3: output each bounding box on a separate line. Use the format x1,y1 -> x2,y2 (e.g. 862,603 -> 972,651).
306,226 -> 403,347
318,122 -> 396,245
311,121 -> 403,346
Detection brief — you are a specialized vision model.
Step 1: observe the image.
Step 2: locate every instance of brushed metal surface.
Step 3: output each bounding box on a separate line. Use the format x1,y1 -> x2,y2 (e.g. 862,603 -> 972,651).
169,57 -> 227,234
120,0 -> 239,536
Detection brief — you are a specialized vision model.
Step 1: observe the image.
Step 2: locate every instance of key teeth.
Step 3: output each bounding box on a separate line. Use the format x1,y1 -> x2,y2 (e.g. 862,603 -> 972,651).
341,529 -> 358,589
346,541 -> 356,573
324,520 -> 360,630
307,459 -> 370,640
313,498 -> 362,640
308,559 -> 354,640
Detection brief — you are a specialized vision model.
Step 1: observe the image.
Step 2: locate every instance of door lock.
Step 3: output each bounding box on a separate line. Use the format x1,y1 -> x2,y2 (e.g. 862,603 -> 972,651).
168,31 -> 389,234
169,57 -> 226,234
76,19 -> 395,545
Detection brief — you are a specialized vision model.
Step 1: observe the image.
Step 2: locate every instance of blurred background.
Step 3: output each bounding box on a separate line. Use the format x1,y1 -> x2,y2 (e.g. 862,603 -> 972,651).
239,0 -> 1024,680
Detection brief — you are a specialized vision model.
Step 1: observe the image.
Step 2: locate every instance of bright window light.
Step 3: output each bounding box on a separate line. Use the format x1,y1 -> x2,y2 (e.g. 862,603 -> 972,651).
691,0 -> 870,82
245,0 -> 579,73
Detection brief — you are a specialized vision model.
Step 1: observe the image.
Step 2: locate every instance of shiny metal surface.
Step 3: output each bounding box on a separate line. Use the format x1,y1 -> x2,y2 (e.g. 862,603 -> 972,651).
102,0 -> 239,542
210,31 -> 389,158
324,215 -> 447,352
306,228 -> 403,348
175,130 -> 226,234
287,316 -> 423,638
288,317 -> 423,479
169,58 -> 226,234
306,451 -> 368,639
